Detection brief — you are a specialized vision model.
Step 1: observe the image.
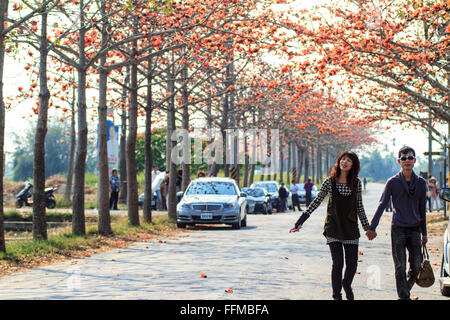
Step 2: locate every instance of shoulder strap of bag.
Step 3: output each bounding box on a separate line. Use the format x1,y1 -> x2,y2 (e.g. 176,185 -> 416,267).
422,245 -> 429,260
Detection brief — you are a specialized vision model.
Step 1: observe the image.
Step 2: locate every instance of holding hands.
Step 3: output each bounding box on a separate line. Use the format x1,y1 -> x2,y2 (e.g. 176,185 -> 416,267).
365,230 -> 377,240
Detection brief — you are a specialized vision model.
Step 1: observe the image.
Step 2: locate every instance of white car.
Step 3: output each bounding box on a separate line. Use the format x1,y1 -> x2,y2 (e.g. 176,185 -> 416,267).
176,177 -> 248,229
438,188 -> 450,296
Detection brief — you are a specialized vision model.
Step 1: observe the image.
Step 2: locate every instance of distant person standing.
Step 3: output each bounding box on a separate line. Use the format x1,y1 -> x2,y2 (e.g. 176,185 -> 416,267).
428,177 -> 440,211
278,183 -> 288,213
363,177 -> 367,190
160,171 -> 170,211
290,180 -> 302,212
109,168 -> 120,210
304,178 -> 314,206
152,166 -> 163,211
426,179 -> 432,212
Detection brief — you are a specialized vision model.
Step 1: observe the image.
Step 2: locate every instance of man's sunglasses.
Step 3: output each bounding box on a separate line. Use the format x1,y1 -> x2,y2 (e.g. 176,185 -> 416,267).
398,155 -> 415,161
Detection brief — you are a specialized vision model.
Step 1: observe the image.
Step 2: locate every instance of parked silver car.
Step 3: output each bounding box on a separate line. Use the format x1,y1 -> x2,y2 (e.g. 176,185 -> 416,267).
438,188 -> 450,296
250,181 -> 292,212
176,177 -> 248,229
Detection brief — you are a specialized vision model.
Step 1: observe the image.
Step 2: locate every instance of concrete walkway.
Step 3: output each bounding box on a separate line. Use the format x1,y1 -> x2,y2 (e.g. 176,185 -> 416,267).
0,182 -> 448,300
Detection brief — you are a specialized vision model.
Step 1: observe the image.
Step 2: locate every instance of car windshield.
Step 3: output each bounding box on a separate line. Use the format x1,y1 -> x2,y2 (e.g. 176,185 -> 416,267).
186,182 -> 237,195
254,183 -> 277,192
243,189 -> 265,197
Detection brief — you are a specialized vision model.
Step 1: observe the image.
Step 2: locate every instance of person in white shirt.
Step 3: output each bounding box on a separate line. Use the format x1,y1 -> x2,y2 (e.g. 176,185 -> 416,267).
290,180 -> 302,212
151,166 -> 163,211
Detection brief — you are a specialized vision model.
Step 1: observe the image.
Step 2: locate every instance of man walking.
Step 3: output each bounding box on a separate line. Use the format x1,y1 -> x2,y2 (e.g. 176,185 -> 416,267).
278,183 -> 288,213
304,178 -> 314,207
366,146 -> 427,300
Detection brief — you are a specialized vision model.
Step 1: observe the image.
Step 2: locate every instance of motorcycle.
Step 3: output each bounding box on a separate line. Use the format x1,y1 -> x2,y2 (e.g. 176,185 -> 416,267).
15,182 -> 57,209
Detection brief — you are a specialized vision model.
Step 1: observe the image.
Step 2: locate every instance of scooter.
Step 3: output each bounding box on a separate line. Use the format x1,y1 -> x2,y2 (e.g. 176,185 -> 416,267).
15,182 -> 57,209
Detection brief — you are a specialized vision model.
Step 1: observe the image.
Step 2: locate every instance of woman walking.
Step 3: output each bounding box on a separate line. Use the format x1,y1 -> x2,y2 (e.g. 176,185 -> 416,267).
289,151 -> 374,300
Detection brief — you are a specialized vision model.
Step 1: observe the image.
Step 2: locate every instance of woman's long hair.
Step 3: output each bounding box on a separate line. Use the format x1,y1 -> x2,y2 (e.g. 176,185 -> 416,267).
329,151 -> 360,190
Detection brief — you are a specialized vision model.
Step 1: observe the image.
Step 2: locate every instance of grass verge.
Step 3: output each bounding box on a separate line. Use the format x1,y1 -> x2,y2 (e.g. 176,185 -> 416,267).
0,214 -> 181,277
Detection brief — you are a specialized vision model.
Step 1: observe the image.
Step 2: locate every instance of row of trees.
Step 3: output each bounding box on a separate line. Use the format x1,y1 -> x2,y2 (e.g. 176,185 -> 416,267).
8,0 -> 440,252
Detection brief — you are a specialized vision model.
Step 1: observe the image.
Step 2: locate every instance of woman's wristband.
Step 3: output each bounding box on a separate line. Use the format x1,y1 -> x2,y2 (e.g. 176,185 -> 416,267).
295,213 -> 310,228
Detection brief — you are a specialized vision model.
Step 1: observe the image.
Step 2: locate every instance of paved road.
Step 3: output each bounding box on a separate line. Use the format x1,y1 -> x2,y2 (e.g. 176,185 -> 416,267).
0,182 -> 448,300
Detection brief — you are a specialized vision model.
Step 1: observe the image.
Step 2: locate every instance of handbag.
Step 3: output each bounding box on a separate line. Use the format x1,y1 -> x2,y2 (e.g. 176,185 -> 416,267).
416,245 -> 435,288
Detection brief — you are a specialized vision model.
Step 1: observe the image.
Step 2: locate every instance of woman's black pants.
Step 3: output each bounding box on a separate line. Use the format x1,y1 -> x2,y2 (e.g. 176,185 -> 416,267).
328,242 -> 359,300
110,191 -> 119,210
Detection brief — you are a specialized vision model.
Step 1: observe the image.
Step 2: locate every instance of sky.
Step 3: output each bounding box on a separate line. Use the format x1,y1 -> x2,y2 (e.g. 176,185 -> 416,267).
2,0 -> 444,171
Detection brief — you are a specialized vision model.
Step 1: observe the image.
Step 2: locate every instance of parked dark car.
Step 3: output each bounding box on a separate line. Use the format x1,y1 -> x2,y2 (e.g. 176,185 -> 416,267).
138,192 -> 157,209
250,181 -> 292,212
241,187 -> 272,214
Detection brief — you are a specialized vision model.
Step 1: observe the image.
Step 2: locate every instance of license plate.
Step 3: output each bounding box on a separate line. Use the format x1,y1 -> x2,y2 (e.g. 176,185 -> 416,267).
201,213 -> 212,219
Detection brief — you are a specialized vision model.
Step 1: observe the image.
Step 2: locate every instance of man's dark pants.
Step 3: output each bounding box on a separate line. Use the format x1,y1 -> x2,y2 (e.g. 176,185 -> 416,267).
292,194 -> 301,211
278,197 -> 287,212
305,191 -> 312,207
391,225 -> 423,300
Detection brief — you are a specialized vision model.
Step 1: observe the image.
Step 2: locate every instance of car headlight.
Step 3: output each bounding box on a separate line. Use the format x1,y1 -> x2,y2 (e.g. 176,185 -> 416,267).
223,203 -> 239,210
178,203 -> 191,210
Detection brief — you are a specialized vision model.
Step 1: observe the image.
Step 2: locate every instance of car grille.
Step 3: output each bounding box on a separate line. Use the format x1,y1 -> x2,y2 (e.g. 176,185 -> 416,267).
191,204 -> 222,211
192,215 -> 223,220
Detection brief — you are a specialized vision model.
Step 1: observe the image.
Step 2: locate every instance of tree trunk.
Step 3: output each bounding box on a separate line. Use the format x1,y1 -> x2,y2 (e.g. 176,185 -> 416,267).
181,63 -> 190,192
97,1 -> 112,235
287,140 -> 292,184
143,56 -> 153,224
292,142 -> 297,183
317,147 -> 322,184
278,135 -> 283,183
249,163 -> 255,185
126,24 -> 139,226
64,75 -> 76,202
72,0 -> 88,236
167,58 -> 177,221
32,6 -> 50,240
0,0 -> 7,252
243,133 -> 249,187
119,66 -> 129,204
297,146 -> 304,183
304,145 -> 310,182
311,147 -> 315,183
